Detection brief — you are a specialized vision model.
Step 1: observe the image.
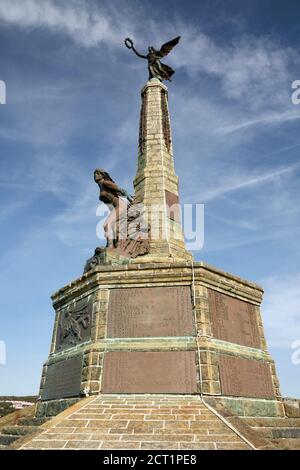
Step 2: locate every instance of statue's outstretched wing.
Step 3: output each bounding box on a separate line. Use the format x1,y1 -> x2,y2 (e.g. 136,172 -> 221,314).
158,36 -> 181,58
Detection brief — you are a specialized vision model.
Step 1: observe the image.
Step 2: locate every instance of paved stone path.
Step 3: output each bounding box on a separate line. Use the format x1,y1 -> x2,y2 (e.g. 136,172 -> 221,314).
21,395 -> 250,450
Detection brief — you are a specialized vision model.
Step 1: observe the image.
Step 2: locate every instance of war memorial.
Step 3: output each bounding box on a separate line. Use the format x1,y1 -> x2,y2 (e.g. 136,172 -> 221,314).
1,37 -> 300,451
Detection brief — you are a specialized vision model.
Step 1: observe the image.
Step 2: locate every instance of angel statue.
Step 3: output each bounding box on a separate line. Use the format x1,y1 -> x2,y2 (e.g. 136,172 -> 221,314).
124,36 -> 181,82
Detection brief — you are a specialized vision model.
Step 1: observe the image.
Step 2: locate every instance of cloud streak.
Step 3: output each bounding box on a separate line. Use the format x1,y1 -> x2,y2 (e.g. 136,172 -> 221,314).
0,0 -> 129,47
174,27 -> 298,109
262,273 -> 300,349
1,0 -> 298,108
192,164 -> 298,202
218,110 -> 300,134
1,0 -> 299,145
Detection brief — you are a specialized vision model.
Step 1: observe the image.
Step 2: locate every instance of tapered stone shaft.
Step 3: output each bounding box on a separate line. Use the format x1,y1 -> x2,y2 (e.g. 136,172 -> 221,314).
133,79 -> 192,262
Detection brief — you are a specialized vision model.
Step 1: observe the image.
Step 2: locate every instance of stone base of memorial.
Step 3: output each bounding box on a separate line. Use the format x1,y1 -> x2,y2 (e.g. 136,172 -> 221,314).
36,260 -> 283,418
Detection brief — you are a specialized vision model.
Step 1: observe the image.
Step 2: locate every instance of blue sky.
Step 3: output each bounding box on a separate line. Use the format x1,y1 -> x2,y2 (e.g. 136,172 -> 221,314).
0,0 -> 299,397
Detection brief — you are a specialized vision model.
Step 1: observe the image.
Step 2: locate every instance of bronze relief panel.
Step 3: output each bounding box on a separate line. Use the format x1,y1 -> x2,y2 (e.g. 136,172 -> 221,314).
55,296 -> 93,352
208,289 -> 261,349
107,286 -> 194,338
219,354 -> 275,398
102,351 -> 197,394
41,355 -> 83,401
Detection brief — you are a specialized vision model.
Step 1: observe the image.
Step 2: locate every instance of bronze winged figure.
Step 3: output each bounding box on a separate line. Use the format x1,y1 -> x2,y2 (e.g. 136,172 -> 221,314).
125,36 -> 181,82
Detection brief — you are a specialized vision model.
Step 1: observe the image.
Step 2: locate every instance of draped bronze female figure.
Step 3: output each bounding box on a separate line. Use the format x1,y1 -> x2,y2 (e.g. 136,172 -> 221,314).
94,169 -> 133,248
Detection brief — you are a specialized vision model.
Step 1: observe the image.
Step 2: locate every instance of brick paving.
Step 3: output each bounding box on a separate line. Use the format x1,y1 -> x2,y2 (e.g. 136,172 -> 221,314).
21,395 -> 250,450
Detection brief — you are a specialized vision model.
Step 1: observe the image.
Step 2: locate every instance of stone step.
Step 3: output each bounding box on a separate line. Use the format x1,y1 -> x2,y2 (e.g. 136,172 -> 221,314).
271,438 -> 300,450
17,417 -> 49,427
2,425 -> 38,436
272,428 -> 300,439
20,395 -> 252,450
0,434 -> 19,446
253,426 -> 300,439
252,427 -> 276,438
242,417 -> 300,427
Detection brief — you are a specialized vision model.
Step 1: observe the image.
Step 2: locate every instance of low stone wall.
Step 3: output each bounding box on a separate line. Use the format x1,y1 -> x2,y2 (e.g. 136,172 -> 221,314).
36,398 -> 80,418
206,396 -> 284,418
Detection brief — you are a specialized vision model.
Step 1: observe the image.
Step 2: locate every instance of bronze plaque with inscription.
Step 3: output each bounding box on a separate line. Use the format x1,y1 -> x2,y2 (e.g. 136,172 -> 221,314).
55,295 -> 93,352
41,355 -> 83,400
165,190 -> 181,222
208,289 -> 261,348
102,351 -> 197,393
107,286 -> 194,338
219,355 -> 275,398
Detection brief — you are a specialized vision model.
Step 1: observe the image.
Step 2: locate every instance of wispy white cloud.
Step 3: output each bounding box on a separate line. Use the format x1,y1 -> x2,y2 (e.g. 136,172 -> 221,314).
0,0 -> 130,47
0,0 -> 299,148
193,163 -> 298,202
1,0 -> 298,108
174,27 -> 298,109
0,82 -> 87,145
169,24 -> 300,142
208,212 -> 257,231
0,199 -> 29,221
0,0 -> 299,254
262,273 -> 300,349
218,110 -> 300,134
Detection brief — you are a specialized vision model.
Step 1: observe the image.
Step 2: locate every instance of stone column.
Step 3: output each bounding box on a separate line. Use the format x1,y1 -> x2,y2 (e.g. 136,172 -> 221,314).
133,79 -> 192,262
